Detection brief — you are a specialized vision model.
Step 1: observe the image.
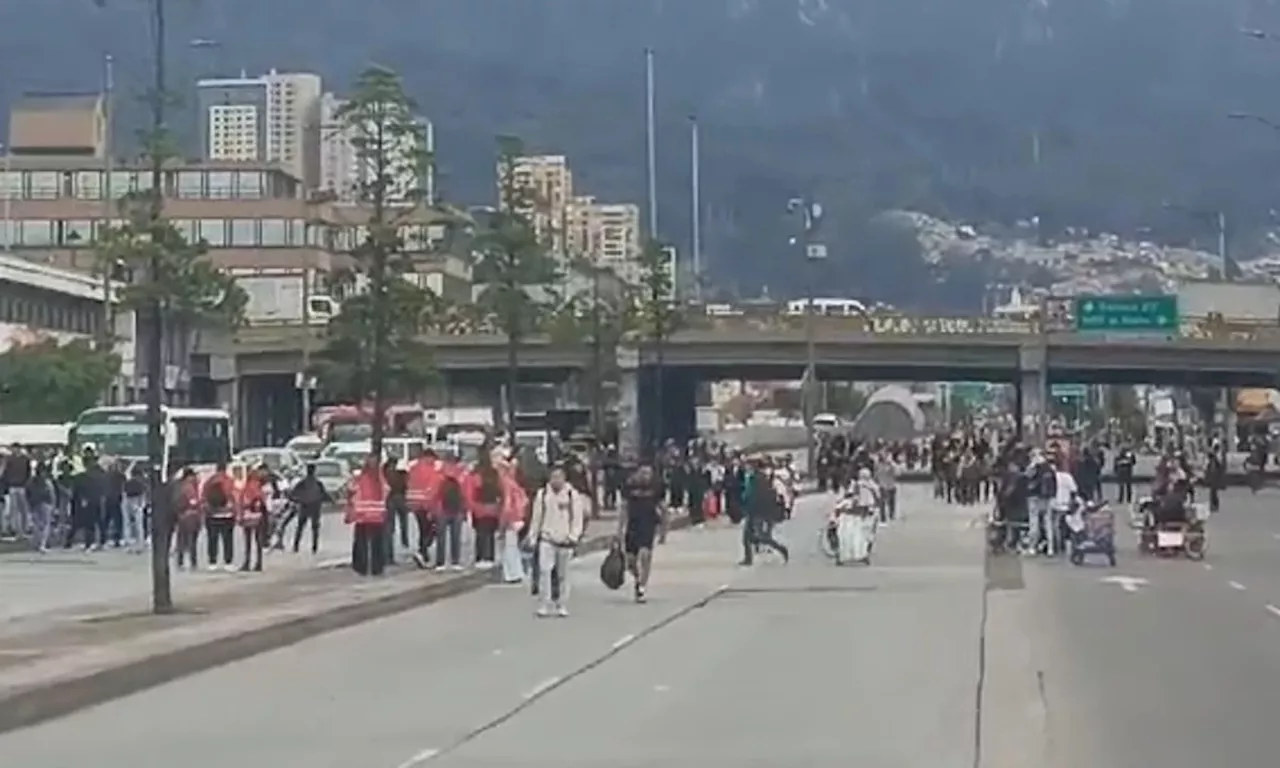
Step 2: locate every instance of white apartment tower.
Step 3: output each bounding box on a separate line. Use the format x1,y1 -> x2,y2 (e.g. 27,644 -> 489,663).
499,154 -> 573,256
196,70 -> 320,186
567,196 -> 642,283
319,92 -> 434,204
263,70 -> 321,187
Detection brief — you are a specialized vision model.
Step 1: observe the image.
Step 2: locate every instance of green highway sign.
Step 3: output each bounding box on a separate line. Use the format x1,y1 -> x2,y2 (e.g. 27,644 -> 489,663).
1051,383 -> 1088,399
1074,295 -> 1178,333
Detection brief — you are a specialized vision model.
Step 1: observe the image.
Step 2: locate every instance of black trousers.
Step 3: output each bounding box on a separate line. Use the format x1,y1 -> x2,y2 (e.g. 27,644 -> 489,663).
241,522 -> 266,570
205,518 -> 235,565
65,501 -> 100,548
351,522 -> 386,576
473,517 -> 498,562
291,505 -> 322,554
741,516 -> 787,565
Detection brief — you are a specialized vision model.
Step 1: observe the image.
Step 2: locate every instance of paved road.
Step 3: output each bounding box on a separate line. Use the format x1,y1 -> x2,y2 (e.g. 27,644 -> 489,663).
0,487 -> 989,768
982,485 -> 1280,767
12,485 -> 1280,766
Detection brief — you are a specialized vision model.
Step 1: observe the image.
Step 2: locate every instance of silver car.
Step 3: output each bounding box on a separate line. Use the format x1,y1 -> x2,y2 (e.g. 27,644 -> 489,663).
310,458 -> 352,499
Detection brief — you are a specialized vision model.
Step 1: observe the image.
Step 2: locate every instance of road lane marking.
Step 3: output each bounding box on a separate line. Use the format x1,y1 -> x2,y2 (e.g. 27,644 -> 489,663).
1229,581 -> 1247,591
1267,605 -> 1280,619
408,581 -> 730,765
1100,575 -> 1148,593
523,676 -> 561,700
394,748 -> 440,768
611,633 -> 636,650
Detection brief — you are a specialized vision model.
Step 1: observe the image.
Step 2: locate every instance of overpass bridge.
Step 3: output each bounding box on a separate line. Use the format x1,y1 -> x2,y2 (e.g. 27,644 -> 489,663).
217,312 -> 1280,448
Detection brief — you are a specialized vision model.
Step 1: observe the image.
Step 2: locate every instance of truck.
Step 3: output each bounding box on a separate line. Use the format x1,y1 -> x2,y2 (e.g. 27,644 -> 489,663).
231,268 -> 340,326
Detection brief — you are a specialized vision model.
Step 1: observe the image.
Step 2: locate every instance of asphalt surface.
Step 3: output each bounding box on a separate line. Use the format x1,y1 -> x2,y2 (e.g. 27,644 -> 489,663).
11,483 -> 1280,767
982,482 -> 1280,768
0,487 -> 989,768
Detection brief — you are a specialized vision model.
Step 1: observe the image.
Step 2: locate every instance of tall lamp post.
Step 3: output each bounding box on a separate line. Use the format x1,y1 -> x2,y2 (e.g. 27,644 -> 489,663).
787,196 -> 824,476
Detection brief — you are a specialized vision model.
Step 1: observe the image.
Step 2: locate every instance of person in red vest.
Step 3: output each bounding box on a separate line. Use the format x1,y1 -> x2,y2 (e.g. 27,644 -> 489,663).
466,450 -> 505,568
495,454 -> 529,583
237,464 -> 269,572
200,462 -> 237,572
407,446 -> 440,569
431,449 -> 469,571
172,467 -> 202,571
347,454 -> 388,576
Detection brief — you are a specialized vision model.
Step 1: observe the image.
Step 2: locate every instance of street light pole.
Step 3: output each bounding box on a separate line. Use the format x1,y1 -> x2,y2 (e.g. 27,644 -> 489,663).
789,196 -> 824,476
1,141 -> 10,253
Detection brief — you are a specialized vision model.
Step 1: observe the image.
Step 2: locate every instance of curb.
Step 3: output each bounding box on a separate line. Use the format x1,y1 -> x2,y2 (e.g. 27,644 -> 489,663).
0,515 -> 691,736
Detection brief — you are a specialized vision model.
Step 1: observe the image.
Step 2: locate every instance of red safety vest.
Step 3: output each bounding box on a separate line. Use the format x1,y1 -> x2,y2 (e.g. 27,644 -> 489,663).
346,470 -> 387,525
406,457 -> 438,511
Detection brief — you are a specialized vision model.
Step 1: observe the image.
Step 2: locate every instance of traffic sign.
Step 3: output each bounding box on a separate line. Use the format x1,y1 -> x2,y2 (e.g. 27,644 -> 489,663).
1074,295 -> 1178,333
1051,383 -> 1088,398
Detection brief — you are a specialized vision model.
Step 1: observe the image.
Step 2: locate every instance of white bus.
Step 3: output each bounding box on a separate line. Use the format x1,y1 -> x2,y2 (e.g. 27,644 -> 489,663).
784,297 -> 870,317
69,405 -> 233,476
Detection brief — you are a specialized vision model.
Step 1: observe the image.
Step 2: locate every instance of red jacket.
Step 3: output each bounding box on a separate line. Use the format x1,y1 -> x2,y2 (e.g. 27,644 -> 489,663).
346,469 -> 387,525
465,467 -> 504,520
201,472 -> 237,519
432,463 -> 468,519
406,457 -> 439,513
238,475 -> 267,527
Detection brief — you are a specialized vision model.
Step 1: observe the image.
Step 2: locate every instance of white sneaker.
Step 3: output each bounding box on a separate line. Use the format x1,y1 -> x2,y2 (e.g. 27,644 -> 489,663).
448,563 -> 464,572
535,605 -> 553,618
475,560 -> 494,570
206,564 -> 219,573
555,605 -> 569,618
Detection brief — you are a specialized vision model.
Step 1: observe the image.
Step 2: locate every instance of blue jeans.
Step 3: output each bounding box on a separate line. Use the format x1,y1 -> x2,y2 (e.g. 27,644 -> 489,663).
123,496 -> 147,550
435,516 -> 463,567
29,501 -> 53,550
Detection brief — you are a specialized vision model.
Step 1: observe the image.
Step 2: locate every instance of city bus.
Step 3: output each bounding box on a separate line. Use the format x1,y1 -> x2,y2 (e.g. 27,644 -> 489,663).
69,405 -> 233,477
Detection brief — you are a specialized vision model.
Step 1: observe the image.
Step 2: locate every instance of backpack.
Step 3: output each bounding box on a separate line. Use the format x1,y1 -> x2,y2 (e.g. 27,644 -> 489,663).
205,480 -> 228,510
1036,465 -> 1057,498
440,476 -> 464,515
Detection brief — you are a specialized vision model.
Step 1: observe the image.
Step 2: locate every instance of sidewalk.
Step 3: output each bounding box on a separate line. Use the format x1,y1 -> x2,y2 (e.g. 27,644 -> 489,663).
0,510 -> 644,734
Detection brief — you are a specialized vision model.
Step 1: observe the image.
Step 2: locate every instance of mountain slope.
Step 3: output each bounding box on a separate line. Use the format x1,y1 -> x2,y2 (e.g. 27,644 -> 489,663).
2,0 -> 1277,309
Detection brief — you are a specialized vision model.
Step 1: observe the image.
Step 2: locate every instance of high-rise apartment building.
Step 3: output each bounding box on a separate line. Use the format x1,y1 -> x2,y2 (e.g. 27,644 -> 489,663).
567,195 -> 642,283
263,70 -> 321,188
498,154 -> 573,255
196,70 -> 320,187
319,92 -> 434,204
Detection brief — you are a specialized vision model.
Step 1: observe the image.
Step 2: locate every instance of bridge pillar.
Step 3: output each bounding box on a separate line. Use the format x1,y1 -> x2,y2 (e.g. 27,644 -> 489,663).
1018,343 -> 1048,444
617,368 -> 640,458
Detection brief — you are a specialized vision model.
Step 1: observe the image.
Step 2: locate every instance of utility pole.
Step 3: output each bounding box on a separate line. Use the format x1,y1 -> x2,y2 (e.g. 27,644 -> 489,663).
100,53 -> 119,404
689,114 -> 702,303
644,47 -> 658,240
299,264 -> 313,432
789,196 -> 824,476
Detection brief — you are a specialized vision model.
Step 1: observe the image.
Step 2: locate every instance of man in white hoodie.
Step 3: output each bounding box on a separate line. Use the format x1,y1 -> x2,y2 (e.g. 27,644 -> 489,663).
528,466 -> 588,617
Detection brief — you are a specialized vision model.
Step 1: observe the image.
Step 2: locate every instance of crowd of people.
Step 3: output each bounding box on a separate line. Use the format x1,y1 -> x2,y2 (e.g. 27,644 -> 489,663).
0,443 -> 150,554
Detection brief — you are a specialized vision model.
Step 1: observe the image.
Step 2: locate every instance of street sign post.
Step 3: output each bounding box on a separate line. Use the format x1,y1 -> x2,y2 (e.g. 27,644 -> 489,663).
1074,295 -> 1178,333
1051,383 -> 1088,398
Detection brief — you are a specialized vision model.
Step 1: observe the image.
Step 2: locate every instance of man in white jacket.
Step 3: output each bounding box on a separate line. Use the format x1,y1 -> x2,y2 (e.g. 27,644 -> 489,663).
528,466 -> 588,617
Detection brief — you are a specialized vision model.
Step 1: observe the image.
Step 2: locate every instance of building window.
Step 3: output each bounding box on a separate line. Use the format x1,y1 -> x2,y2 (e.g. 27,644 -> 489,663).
177,171 -> 204,199
28,172 -> 59,200
198,219 -> 227,247
208,171 -> 234,199
260,218 -> 287,246
237,171 -> 263,199
229,218 -> 258,246
0,171 -> 18,200
173,219 -> 197,242
61,220 -> 93,245
75,171 -> 103,200
107,172 -> 131,199
18,220 -> 54,246
287,218 -> 305,246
